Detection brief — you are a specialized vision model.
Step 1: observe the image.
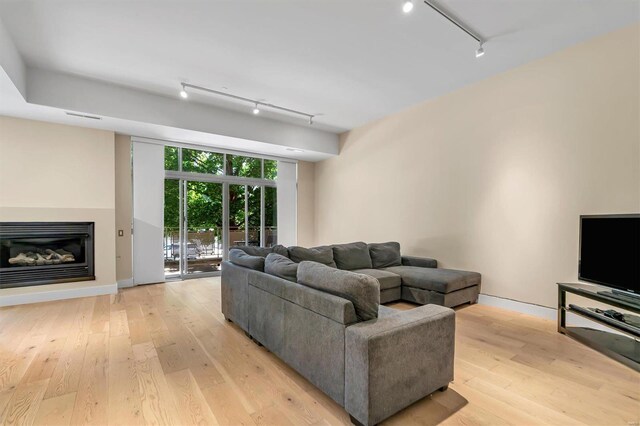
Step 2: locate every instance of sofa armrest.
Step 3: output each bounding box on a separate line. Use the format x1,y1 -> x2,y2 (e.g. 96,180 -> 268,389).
345,305 -> 455,426
401,255 -> 437,268
221,260 -> 258,331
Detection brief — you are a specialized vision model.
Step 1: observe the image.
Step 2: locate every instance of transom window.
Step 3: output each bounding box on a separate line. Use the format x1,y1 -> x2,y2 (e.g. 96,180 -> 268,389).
164,146 -> 277,180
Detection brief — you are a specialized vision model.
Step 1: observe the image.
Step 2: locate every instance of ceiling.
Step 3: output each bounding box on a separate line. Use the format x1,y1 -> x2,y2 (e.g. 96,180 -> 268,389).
1,0 -> 638,133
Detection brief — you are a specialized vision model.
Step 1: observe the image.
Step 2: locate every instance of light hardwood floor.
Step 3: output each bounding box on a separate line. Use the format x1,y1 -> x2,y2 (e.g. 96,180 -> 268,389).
0,277 -> 638,426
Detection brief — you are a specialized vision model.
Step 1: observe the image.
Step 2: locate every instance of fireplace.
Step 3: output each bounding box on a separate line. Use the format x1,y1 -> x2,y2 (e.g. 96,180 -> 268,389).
0,222 -> 95,289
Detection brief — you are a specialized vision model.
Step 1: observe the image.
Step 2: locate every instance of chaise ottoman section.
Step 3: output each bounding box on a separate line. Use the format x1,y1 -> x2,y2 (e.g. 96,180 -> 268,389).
351,268 -> 402,303
383,266 -> 481,307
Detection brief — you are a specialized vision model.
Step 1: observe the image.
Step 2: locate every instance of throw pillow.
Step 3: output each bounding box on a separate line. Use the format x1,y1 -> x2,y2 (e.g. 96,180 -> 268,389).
297,261 -> 379,321
331,242 -> 373,270
368,242 -> 402,268
288,245 -> 337,268
228,249 -> 265,271
232,244 -> 289,258
265,253 -> 298,282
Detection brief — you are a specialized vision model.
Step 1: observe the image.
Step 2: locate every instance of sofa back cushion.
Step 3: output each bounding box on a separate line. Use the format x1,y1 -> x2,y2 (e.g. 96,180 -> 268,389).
229,249 -> 265,271
233,245 -> 288,258
368,242 -> 402,268
331,242 -> 372,270
288,246 -> 336,268
297,261 -> 379,321
264,253 -> 298,282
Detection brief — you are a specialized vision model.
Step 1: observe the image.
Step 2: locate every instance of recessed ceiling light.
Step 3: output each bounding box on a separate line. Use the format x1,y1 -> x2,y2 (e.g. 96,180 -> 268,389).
402,0 -> 414,13
286,148 -> 304,153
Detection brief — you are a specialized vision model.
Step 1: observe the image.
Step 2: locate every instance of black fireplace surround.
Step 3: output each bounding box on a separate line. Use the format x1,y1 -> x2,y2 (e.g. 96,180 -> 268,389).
0,222 -> 95,289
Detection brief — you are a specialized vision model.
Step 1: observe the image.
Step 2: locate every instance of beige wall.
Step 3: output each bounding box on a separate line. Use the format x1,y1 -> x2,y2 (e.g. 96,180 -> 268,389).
313,24 -> 640,308
115,134 -> 133,283
0,116 -> 117,302
297,161 -> 316,246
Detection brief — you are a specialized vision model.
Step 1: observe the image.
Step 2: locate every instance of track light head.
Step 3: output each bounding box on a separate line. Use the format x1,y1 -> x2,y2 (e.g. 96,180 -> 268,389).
179,85 -> 188,99
475,44 -> 485,58
253,103 -> 260,115
402,0 -> 414,13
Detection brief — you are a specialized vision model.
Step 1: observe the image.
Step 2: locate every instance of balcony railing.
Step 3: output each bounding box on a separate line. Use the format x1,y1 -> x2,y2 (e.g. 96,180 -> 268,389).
163,227 -> 277,276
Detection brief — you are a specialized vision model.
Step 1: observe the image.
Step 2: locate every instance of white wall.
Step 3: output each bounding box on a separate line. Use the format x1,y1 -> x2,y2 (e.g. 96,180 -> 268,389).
312,25 -> 640,308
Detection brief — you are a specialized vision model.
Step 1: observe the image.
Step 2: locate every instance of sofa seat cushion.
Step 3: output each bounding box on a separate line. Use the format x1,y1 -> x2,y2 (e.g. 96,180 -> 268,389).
331,242 -> 372,270
288,246 -> 337,268
265,253 -> 298,282
383,266 -> 481,293
351,268 -> 401,290
368,242 -> 402,268
297,261 -> 379,321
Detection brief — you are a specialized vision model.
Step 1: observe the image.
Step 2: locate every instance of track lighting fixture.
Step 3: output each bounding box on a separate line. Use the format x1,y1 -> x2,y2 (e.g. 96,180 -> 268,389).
420,1 -> 486,58
402,0 -> 414,13
178,82 -> 316,125
179,85 -> 188,99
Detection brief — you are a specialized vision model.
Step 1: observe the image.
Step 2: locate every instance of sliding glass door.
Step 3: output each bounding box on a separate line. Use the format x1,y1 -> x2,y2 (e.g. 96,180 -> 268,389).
163,146 -> 278,280
228,184 -> 262,249
184,181 -> 223,275
163,179 -> 181,279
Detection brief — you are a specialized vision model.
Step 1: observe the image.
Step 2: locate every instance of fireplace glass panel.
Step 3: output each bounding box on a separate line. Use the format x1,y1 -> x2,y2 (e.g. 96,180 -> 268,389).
1,236 -> 86,268
0,222 -> 95,288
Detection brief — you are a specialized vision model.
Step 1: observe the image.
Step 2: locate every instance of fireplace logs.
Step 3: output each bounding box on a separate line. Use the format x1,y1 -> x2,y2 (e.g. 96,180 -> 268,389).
9,249 -> 76,266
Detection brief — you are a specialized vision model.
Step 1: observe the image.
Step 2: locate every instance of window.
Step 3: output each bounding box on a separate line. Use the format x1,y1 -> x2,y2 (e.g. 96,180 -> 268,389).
164,146 -> 179,171
264,186 -> 277,247
182,148 -> 224,174
226,155 -> 262,178
264,159 -> 277,180
164,146 -> 278,181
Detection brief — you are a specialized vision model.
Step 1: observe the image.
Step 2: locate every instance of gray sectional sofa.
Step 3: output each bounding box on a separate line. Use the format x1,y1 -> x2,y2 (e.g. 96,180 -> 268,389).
221,241 -> 481,425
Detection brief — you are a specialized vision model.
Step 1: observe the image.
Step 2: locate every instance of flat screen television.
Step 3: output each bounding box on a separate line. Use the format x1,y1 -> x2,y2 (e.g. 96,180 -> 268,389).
579,214 -> 640,294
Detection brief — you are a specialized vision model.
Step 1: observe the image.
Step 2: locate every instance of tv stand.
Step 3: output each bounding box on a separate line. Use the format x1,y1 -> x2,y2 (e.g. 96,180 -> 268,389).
558,282 -> 639,372
610,288 -> 640,302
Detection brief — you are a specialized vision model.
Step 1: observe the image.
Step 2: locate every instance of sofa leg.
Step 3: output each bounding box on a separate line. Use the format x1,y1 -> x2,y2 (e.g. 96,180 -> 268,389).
349,415 -> 367,426
439,385 -> 449,392
224,316 -> 232,322
250,336 -> 263,347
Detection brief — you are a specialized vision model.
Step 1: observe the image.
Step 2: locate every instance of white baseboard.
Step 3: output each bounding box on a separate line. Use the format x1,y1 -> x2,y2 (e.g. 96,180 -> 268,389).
0,283 -> 117,307
477,293 -> 620,334
117,278 -> 134,288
